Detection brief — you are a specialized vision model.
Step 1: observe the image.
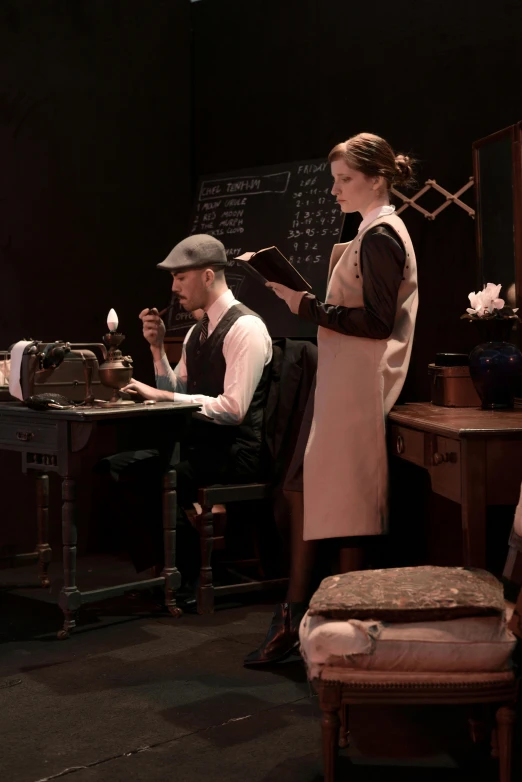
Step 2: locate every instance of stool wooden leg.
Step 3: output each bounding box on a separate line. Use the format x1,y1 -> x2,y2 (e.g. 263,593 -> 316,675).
162,470 -> 182,617
339,704 -> 350,748
319,685 -> 341,782
36,473 -> 52,588
491,726 -> 499,759
468,704 -> 490,744
496,705 -> 515,782
322,708 -> 340,781
197,508 -> 215,614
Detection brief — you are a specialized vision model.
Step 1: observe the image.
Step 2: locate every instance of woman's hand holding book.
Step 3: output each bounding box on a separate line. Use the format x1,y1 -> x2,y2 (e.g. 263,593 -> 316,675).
266,282 -> 308,314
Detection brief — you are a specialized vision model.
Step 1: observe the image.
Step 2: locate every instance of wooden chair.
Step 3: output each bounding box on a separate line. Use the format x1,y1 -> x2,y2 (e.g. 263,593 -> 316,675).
175,337 -> 317,614
301,553 -> 522,782
189,482 -> 288,614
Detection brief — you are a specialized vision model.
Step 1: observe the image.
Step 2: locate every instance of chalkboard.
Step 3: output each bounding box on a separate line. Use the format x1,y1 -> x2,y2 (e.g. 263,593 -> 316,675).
165,159 -> 344,337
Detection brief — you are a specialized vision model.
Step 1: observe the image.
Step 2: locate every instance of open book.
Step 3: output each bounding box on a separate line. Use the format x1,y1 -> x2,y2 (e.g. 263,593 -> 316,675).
234,246 -> 312,292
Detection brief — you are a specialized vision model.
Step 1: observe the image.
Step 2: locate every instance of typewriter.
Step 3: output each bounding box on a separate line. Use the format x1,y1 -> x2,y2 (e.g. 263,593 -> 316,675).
0,341 -> 115,405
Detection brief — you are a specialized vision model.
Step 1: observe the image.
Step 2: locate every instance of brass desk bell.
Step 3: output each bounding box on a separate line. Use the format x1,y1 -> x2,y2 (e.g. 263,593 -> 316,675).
97,309 -> 134,405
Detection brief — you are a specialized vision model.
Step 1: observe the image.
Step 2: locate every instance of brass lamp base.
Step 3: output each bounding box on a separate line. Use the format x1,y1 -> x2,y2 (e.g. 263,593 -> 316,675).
97,330 -> 134,406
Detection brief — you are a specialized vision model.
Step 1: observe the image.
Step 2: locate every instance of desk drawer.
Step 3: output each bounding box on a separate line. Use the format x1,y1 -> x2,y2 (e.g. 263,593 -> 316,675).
428,436 -> 461,504
0,418 -> 59,451
389,425 -> 425,467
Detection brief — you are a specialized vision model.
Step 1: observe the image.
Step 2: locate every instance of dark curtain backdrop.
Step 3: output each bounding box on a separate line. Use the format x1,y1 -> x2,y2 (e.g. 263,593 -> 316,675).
191,0 -> 522,401
0,0 -> 191,553
0,0 -> 192,383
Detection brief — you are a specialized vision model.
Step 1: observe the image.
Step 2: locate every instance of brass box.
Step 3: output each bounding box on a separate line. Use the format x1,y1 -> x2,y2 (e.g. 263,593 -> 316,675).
428,364 -> 481,408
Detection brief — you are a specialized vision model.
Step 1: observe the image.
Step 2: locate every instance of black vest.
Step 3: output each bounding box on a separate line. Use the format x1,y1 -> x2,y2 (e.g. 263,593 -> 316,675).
185,303 -> 271,476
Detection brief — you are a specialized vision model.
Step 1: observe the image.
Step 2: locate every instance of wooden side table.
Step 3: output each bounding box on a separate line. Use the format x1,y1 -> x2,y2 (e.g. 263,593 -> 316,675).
388,403 -> 522,568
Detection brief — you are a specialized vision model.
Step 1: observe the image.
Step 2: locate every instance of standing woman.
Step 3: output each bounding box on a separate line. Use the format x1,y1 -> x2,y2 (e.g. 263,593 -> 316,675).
244,132 -> 418,666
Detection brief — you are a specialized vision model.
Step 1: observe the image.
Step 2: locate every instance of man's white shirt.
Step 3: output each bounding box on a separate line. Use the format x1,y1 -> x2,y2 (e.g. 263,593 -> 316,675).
155,289 -> 272,424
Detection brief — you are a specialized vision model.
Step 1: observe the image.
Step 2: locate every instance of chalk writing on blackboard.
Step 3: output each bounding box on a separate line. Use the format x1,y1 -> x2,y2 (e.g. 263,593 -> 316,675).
199,171 -> 290,200
166,158 -> 343,338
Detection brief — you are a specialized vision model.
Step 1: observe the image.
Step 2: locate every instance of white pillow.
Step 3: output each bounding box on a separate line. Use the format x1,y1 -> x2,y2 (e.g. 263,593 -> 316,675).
299,610 -> 516,680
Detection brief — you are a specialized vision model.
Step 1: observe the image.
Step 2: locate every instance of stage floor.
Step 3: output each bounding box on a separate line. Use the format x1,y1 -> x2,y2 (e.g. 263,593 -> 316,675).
1,556 -> 520,782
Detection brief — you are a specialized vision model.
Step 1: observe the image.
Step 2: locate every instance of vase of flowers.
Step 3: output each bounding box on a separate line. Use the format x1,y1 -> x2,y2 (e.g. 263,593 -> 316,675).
462,283 -> 522,410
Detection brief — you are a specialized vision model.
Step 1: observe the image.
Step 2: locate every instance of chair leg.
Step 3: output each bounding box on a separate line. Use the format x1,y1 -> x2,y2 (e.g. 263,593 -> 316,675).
197,507 -> 215,614
496,705 -> 515,782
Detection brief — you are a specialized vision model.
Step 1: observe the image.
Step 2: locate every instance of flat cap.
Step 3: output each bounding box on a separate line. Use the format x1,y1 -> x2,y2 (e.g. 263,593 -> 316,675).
157,234 -> 228,272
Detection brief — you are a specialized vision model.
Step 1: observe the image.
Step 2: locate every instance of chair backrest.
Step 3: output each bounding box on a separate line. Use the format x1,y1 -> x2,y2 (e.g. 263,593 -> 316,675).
262,338 -> 317,484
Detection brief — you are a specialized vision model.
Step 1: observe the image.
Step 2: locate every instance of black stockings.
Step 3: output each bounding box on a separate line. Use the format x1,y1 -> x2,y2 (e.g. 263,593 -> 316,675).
284,490 -> 318,603
283,491 -> 370,604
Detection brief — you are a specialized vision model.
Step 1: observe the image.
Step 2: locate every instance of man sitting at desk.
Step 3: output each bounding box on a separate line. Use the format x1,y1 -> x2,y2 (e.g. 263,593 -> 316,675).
114,234 -> 272,575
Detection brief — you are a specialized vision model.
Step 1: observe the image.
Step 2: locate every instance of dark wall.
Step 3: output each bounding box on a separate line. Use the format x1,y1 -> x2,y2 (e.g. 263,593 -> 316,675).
0,0 -> 191,553
0,0 -> 192,383
191,0 -> 522,400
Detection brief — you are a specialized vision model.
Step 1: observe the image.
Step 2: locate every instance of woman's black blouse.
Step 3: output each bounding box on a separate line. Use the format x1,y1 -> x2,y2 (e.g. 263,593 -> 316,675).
298,224 -> 406,340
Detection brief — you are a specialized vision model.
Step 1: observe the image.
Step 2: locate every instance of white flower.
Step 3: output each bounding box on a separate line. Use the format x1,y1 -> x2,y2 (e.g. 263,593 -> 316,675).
467,290 -> 485,316
483,283 -> 505,313
466,284 -> 505,317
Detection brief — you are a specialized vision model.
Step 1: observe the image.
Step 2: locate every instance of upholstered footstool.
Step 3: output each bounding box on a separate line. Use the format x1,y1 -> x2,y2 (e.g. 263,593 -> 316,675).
300,566 -> 518,782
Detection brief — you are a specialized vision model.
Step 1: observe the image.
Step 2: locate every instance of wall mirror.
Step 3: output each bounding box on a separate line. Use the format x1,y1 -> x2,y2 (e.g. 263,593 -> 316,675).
472,122 -> 522,309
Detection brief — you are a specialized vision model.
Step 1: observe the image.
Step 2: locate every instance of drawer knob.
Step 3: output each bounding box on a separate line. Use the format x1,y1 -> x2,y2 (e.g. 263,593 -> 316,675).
433,451 -> 457,466
396,434 -> 405,455
16,430 -> 35,442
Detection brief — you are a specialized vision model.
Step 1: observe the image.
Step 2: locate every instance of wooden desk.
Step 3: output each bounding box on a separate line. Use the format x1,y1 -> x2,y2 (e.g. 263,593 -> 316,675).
0,400 -> 199,637
388,403 -> 522,569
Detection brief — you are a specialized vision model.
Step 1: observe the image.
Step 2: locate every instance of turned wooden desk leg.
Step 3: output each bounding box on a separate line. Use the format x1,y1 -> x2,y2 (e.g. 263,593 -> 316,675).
461,439 -> 487,568
36,473 -> 52,588
197,508 -> 215,614
57,477 -> 81,639
162,470 -> 182,617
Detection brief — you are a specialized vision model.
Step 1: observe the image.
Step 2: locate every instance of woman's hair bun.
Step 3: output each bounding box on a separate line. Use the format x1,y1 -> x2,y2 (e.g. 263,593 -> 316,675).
394,154 -> 415,187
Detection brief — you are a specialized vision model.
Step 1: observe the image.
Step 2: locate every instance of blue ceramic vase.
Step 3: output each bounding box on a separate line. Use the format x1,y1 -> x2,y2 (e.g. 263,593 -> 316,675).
468,319 -> 522,409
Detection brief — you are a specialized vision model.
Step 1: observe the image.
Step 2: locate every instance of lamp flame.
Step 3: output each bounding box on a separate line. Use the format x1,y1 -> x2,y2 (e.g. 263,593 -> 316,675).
107,309 -> 119,332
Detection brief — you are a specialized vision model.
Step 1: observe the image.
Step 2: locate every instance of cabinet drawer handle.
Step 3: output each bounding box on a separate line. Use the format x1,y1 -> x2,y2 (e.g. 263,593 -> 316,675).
433,451 -> 457,466
396,434 -> 405,455
16,430 -> 35,442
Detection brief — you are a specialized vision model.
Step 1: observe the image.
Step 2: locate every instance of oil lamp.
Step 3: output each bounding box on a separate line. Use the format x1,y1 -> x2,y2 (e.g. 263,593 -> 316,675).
98,309 -> 134,403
